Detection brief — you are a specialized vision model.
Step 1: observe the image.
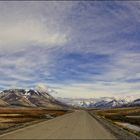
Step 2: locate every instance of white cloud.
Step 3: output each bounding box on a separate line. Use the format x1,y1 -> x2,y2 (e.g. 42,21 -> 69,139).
51,81 -> 140,98
0,1 -> 140,98
0,1 -> 75,48
0,20 -> 68,47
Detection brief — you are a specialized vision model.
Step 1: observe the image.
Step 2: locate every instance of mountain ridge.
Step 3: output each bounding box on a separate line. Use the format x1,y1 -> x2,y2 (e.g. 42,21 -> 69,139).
57,96 -> 140,108
0,86 -> 139,108
0,87 -> 68,108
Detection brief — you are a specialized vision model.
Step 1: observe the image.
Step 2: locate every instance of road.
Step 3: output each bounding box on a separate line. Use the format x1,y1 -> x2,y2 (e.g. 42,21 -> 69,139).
0,110 -> 116,139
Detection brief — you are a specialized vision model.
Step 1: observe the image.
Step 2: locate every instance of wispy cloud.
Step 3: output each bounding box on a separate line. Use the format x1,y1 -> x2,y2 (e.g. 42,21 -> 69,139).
0,19 -> 68,47
0,1 -> 139,98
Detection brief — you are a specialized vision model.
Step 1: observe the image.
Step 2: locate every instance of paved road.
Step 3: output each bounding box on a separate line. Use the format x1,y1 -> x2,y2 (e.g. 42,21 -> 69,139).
0,110 -> 116,139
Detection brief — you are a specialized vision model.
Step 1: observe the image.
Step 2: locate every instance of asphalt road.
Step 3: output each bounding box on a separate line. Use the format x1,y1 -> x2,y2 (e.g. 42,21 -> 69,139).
0,110 -> 116,139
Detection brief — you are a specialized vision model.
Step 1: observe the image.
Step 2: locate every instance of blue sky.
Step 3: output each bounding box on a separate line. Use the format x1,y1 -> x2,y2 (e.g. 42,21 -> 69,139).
0,1 -> 140,98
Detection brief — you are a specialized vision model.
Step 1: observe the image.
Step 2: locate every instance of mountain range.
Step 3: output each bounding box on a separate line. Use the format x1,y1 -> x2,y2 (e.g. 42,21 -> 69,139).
57,95 -> 140,108
0,85 -> 139,109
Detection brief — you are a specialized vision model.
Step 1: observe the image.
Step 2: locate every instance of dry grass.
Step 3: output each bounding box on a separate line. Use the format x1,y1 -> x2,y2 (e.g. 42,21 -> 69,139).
95,107 -> 140,116
89,106 -> 140,137
0,107 -> 69,132
0,123 -> 16,130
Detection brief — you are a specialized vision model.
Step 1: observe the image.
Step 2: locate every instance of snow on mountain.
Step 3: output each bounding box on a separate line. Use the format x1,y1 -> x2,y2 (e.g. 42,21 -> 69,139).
132,99 -> 140,105
0,86 -> 139,109
0,87 -> 68,108
117,95 -> 140,103
57,95 -> 140,108
35,84 -> 56,101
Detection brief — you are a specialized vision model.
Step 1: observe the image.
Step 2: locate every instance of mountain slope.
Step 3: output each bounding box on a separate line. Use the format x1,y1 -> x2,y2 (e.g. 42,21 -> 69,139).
130,98 -> 140,106
0,87 -> 68,108
0,98 -> 9,106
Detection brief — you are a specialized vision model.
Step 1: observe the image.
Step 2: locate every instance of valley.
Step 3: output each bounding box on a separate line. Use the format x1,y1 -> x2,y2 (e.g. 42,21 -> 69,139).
0,87 -> 139,139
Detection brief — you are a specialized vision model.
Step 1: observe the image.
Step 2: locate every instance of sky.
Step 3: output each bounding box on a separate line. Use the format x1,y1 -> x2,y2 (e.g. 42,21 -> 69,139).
0,1 -> 140,98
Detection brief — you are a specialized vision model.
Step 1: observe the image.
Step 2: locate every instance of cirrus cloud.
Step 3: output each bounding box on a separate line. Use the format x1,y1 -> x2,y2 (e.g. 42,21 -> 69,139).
0,1 -> 140,98
0,20 -> 68,47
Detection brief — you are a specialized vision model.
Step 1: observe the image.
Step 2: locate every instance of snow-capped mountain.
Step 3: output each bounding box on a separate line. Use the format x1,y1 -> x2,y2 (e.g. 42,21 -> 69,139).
131,98 -> 140,105
57,96 -> 140,108
0,85 -> 68,108
0,85 -> 139,109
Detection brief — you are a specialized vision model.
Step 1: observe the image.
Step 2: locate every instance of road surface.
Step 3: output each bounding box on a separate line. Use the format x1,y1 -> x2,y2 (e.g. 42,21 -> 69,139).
0,110 -> 116,139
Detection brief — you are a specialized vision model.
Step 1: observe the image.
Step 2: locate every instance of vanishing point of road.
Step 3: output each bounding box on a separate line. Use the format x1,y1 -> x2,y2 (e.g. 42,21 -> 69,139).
0,110 -> 116,139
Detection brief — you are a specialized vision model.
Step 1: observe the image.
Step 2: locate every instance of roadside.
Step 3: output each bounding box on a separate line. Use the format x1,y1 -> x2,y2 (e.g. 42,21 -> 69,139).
0,107 -> 72,136
88,111 -> 140,140
0,119 -> 46,136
